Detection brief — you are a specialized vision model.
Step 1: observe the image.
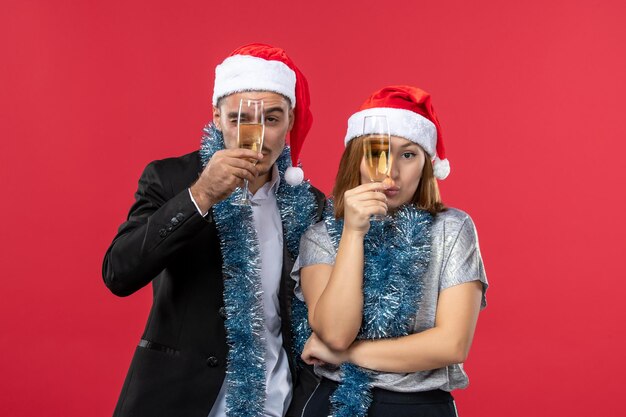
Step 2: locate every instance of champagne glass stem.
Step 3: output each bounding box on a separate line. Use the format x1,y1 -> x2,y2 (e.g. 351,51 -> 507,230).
242,179 -> 250,202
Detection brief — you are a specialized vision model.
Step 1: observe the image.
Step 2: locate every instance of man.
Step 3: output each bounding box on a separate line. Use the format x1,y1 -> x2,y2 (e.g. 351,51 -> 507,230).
103,43 -> 323,417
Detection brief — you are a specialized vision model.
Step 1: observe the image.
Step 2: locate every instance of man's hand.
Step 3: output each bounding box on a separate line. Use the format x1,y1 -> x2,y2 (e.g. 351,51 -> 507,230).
190,148 -> 263,213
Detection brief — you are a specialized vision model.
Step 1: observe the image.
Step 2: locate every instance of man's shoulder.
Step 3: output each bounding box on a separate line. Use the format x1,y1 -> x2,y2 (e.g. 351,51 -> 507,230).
146,150 -> 202,176
141,150 -> 203,194
305,184 -> 326,221
307,184 -> 325,203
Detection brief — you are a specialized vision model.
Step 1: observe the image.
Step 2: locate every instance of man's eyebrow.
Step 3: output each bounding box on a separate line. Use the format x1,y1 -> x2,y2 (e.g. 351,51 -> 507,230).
227,112 -> 239,119
265,107 -> 285,114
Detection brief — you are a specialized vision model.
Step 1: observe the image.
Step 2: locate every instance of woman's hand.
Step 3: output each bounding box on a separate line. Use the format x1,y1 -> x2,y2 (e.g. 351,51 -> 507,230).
301,333 -> 349,366
343,182 -> 388,234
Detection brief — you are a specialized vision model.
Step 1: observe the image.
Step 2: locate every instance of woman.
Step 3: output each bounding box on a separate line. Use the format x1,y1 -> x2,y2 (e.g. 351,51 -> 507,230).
292,86 -> 488,417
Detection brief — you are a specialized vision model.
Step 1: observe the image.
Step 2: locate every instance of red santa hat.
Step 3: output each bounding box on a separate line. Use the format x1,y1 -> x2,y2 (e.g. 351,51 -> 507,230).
344,85 -> 450,180
213,43 -> 312,185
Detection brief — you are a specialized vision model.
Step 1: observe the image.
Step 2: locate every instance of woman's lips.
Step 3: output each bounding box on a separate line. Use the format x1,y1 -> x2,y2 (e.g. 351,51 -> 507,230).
384,187 -> 400,198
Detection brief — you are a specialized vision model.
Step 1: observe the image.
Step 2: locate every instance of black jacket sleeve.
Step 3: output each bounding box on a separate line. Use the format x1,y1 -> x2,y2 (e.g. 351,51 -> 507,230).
102,159 -> 209,297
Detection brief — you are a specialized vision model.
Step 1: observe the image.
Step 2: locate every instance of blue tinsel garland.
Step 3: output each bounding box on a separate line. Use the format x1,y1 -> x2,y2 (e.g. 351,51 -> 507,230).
322,199 -> 433,417
199,123 -> 319,417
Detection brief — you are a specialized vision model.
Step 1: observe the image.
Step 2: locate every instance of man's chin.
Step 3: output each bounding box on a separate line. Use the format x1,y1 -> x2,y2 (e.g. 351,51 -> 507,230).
253,162 -> 271,177
255,158 -> 278,174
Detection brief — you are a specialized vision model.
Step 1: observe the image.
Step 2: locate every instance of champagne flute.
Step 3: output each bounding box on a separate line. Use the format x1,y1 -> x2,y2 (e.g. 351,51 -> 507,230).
362,115 -> 391,221
232,98 -> 265,206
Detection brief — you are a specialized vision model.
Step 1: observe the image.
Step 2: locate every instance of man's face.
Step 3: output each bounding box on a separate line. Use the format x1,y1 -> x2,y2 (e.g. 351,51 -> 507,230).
213,91 -> 294,177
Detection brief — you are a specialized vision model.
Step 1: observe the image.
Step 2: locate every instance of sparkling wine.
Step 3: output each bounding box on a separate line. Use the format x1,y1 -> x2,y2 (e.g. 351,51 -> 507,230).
363,135 -> 390,182
238,123 -> 264,162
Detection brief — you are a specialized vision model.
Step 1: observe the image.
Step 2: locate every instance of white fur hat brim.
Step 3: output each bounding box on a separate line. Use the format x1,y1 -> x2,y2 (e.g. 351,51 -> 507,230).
345,107 -> 437,156
212,55 -> 297,107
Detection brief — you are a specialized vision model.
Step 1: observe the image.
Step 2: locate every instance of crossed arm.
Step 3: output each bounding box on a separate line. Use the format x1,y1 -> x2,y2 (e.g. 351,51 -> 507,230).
300,258 -> 483,373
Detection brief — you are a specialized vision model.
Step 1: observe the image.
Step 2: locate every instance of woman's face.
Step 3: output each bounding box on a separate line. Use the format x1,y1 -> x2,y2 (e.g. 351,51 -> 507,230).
360,136 -> 427,210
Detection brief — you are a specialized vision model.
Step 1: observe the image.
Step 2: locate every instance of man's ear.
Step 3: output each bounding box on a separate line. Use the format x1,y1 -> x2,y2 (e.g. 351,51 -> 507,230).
212,105 -> 221,128
287,108 -> 295,131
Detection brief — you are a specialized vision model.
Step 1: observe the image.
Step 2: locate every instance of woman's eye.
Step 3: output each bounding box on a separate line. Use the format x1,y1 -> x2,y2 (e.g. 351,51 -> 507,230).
402,152 -> 416,159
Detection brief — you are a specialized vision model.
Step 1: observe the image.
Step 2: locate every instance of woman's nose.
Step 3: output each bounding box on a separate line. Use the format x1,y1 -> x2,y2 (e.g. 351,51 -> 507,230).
389,153 -> 399,179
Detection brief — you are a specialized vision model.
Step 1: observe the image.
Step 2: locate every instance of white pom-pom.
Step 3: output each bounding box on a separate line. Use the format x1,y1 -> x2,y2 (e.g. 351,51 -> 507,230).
433,157 -> 450,180
285,166 -> 304,185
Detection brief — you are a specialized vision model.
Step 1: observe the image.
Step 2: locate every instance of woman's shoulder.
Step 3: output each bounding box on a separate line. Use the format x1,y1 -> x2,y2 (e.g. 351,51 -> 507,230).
298,220 -> 336,264
431,207 -> 479,239
433,207 -> 472,226
303,220 -> 329,239
301,220 -> 334,251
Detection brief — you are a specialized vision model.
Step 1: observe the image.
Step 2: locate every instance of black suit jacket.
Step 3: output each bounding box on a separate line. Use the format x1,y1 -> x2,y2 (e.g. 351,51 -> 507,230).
103,151 -> 323,417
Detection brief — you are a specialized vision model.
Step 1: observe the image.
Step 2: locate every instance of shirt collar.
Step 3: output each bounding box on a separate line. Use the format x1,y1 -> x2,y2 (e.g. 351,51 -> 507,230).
250,164 -> 281,201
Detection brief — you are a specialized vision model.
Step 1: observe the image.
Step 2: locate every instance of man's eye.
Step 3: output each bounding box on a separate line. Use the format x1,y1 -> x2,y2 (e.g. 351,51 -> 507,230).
265,116 -> 279,123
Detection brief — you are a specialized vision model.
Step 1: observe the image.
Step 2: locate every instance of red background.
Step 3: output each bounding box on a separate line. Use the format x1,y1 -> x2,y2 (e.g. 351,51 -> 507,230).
2,1 -> 625,415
